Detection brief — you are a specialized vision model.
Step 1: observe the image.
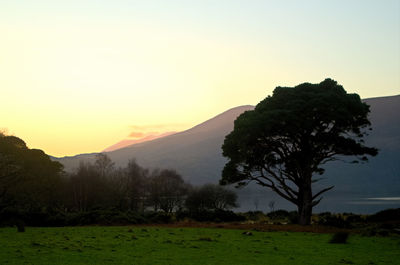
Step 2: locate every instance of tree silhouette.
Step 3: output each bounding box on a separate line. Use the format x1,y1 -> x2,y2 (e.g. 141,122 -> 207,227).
95,153 -> 115,178
185,184 -> 238,212
124,159 -> 148,211
147,169 -> 189,213
220,79 -> 378,225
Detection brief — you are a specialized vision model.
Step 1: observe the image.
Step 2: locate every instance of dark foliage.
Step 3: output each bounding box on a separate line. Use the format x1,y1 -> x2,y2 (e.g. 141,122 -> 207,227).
0,209 -> 148,227
317,212 -> 351,228
267,210 -> 290,219
242,211 -> 266,222
361,223 -> 400,237
288,211 -> 299,224
367,208 -> 400,222
176,210 -> 245,223
143,212 -> 174,224
345,214 -> 365,224
66,210 -> 146,226
265,210 -> 298,224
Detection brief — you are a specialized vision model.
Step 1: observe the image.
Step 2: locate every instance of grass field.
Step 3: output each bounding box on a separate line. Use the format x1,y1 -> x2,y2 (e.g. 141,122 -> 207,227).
0,226 -> 399,265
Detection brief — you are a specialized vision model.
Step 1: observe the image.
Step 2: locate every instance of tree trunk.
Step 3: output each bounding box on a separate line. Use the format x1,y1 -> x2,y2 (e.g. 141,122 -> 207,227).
298,182 -> 313,225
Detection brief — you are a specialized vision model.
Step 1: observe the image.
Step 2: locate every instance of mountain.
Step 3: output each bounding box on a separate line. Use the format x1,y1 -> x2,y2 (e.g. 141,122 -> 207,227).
54,96 -> 400,213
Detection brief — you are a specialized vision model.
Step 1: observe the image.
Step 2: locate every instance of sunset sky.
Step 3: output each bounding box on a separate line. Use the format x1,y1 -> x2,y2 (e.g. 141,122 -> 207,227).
1,0 -> 399,157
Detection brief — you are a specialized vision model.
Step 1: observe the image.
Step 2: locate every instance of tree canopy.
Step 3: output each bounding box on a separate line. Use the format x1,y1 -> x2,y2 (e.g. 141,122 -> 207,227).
220,79 -> 378,225
0,132 -> 64,211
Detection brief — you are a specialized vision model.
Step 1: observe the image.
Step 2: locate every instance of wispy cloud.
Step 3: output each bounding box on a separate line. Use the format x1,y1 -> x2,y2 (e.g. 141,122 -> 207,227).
126,123 -> 187,140
128,132 -> 145,138
129,123 -> 187,131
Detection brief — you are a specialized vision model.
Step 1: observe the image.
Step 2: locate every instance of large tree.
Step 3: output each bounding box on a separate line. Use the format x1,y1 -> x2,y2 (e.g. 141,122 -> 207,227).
220,79 -> 378,225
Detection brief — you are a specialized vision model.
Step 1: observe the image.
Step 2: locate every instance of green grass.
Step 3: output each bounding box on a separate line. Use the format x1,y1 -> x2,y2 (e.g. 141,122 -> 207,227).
0,226 -> 399,265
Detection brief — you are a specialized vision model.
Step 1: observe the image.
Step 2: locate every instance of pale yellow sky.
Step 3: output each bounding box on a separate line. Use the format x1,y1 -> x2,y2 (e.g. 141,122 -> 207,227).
1,1 -> 399,157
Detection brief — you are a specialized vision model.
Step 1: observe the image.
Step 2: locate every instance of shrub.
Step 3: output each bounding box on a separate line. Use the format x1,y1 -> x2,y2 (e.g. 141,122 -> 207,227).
267,209 -> 290,220
345,214 -> 365,224
361,223 -> 398,237
16,219 -> 25,232
144,212 -> 173,224
329,232 -> 349,244
288,211 -> 299,224
242,211 -> 268,222
317,213 -> 350,228
65,210 -> 146,225
177,210 -> 245,222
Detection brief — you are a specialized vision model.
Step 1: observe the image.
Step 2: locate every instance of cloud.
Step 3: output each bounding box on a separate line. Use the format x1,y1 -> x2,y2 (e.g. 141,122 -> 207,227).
126,123 -> 188,140
128,132 -> 145,138
128,131 -> 164,138
129,123 -> 189,131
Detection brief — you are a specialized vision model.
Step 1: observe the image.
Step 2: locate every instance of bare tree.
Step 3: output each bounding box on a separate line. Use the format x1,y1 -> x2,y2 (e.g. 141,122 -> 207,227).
268,200 -> 275,213
124,159 -> 148,211
95,153 -> 115,178
147,169 -> 189,213
253,197 -> 259,211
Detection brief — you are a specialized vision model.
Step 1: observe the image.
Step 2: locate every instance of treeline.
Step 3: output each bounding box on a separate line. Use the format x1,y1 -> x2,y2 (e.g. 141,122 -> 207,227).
0,133 -> 240,226
4,133 -> 398,229
62,153 -> 238,214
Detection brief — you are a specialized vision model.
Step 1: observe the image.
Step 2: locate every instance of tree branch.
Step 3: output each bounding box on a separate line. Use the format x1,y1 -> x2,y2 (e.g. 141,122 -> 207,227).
312,185 -> 334,200
258,167 -> 298,204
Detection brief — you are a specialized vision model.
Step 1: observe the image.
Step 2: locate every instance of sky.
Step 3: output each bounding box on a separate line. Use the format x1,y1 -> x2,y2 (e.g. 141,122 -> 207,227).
1,0 -> 399,157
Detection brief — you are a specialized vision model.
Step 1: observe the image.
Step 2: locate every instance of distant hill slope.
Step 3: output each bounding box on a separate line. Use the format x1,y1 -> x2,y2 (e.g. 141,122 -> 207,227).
54,96 -> 400,213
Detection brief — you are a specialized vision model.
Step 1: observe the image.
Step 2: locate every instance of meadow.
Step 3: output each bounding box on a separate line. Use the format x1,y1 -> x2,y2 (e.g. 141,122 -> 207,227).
0,226 -> 399,265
